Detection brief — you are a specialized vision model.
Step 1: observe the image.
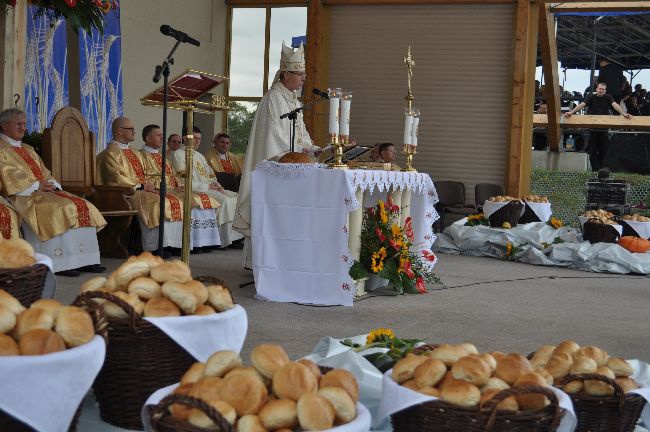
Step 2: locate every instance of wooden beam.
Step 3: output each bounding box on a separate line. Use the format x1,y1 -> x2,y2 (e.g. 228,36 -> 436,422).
538,3 -> 561,152
507,0 -> 538,198
323,0 -> 513,4
304,0 -> 329,146
549,2 -> 650,13
534,114 -> 650,130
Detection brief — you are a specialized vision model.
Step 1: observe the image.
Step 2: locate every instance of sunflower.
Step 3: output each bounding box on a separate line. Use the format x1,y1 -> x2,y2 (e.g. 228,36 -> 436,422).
366,327 -> 395,344
506,241 -> 513,256
549,217 -> 564,229
378,201 -> 389,224
371,251 -> 384,273
390,224 -> 402,238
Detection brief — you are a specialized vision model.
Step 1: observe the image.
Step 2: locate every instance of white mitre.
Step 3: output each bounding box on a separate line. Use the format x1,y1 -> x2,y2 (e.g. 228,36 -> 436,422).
273,41 -> 305,84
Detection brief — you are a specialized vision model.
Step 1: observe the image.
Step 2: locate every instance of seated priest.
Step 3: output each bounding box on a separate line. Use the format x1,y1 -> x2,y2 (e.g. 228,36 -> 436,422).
96,116 -> 190,253
0,195 -> 21,240
205,133 -> 242,191
167,133 -> 181,161
0,108 -> 106,276
139,124 -> 222,250
377,142 -> 401,171
171,126 -> 243,248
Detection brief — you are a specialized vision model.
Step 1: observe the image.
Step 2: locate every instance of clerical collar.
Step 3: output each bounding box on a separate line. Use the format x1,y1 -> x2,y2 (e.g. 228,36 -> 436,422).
0,133 -> 23,147
274,81 -> 298,102
218,152 -> 227,160
143,145 -> 159,154
110,140 -> 130,150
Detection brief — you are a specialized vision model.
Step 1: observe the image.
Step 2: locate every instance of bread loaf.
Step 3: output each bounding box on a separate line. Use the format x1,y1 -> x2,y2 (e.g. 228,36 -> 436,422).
12,307 -> 55,339
0,239 -> 35,268
103,291 -> 145,318
0,333 -> 19,356
143,296 -> 181,317
203,350 -> 242,378
258,399 -> 298,430
237,415 -> 267,432
55,305 -> 95,347
451,355 -> 492,386
319,369 -> 359,403
513,372 -> 549,410
440,379 -> 481,407
0,289 -> 25,315
19,328 -> 66,355
162,281 -> 198,314
184,280 -> 208,305
0,303 -> 16,334
188,376 -> 224,403
180,362 -> 205,385
392,353 -> 428,383
30,299 -> 64,318
128,277 -> 161,300
494,353 -> 533,385
296,394 -> 335,431
207,284 -> 234,312
317,386 -> 356,424
115,259 -> 150,287
272,362 -> 318,401
219,373 -> 269,416
606,357 -> 634,377
480,389 -> 519,411
169,383 -> 193,421
188,399 -> 236,429
296,358 -> 322,382
194,304 -> 216,315
251,344 -> 290,379
150,260 -> 192,283
413,358 -> 446,388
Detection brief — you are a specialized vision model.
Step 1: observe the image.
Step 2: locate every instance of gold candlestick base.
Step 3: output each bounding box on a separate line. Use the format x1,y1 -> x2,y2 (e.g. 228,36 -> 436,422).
328,134 -> 348,170
402,144 -> 417,172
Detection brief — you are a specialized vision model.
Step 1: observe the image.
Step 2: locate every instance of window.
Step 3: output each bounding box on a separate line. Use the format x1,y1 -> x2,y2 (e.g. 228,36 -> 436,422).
225,5 -> 307,153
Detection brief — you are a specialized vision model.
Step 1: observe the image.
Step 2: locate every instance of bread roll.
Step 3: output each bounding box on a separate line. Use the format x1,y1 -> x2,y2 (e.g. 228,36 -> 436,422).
225,366 -> 268,386
79,276 -> 107,294
105,273 -> 121,292
494,353 -> 533,385
490,351 -> 506,362
55,306 -> 94,347
0,303 -> 16,334
19,328 -> 66,355
128,277 -> 161,300
530,345 -> 556,368
188,399 -> 236,429
188,376 -> 224,402
615,377 -> 638,393
135,251 -> 164,270
297,358 -> 322,382
258,399 -> 298,430
545,353 -> 573,381
585,379 -> 614,396
393,353 -> 428,384
320,369 -> 359,404
606,358 -> 634,377
144,296 -> 181,318
440,379 -> 481,407
236,415 -> 267,432
553,340 -> 580,357
318,386 -> 356,424
0,333 -> 19,356
162,281 -> 198,314
563,381 -> 583,394
273,362 -> 318,401
30,299 -> 64,318
0,289 -> 25,315
513,372 -> 549,410
451,355 -> 492,386
574,346 -> 608,366
169,383 -> 194,421
427,344 -> 467,366
12,307 -> 55,339
181,362 -> 205,385
402,379 -> 418,391
103,291 -> 145,318
596,366 -> 616,380
297,394 -> 335,431
478,353 -> 497,372
184,280 -> 208,305
204,350 -> 243,378
480,377 -> 510,394
220,373 -> 269,416
458,343 -> 479,356
115,259 -> 150,287
535,368 -> 554,386
414,358 -> 446,388
480,389 -> 519,411
251,344 -> 290,379
207,284 -> 234,312
150,260 -> 192,283
0,239 -> 35,268
570,357 -> 598,375
417,387 -> 441,397
194,304 -> 216,315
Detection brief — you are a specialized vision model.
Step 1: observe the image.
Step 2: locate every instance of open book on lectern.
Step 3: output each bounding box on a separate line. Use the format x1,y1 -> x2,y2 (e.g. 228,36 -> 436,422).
322,145 -> 373,164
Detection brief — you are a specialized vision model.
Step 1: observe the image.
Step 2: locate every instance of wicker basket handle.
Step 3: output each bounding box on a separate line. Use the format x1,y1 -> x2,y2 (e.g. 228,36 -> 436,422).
483,384 -> 562,432
73,290 -> 141,330
560,373 -> 626,412
411,343 -> 439,355
149,394 -> 234,432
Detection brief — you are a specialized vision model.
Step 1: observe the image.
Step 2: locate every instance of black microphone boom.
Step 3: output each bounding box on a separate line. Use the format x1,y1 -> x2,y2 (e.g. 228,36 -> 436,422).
312,88 -> 330,99
160,25 -> 200,47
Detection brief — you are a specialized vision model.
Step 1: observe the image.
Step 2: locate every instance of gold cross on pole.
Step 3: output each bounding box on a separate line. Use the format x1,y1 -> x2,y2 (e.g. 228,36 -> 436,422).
403,46 -> 415,111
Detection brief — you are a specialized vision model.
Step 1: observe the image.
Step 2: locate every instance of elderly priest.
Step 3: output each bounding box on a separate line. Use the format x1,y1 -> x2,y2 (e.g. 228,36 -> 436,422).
0,108 -> 106,276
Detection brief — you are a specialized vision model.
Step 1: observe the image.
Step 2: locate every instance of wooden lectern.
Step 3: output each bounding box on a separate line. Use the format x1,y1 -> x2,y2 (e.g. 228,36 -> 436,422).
141,69 -> 228,263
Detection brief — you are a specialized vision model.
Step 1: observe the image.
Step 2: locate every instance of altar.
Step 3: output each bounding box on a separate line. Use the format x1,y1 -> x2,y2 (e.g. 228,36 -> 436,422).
250,162 -> 439,306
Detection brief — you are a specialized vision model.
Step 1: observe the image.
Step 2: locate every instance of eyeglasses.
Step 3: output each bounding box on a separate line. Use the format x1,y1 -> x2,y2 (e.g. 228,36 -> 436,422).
120,127 -> 135,132
288,71 -> 306,78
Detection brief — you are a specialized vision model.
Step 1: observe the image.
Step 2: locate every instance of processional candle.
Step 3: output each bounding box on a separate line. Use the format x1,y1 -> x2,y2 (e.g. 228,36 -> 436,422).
328,88 -> 342,142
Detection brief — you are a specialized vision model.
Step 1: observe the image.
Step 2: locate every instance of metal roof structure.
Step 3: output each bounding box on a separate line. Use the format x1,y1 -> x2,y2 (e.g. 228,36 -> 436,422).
539,12 -> 650,70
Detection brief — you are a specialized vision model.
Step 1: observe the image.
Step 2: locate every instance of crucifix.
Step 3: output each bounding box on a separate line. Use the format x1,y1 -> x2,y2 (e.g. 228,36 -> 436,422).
403,46 -> 415,111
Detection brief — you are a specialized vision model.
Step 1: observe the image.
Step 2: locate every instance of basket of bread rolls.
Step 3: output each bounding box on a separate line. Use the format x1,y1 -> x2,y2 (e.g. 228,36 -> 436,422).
387,343 -> 564,432
74,251 -> 238,430
519,195 -> 551,224
619,214 -> 650,238
0,239 -> 48,308
484,197 -> 525,229
529,341 -> 646,432
145,344 -> 371,432
0,291 -> 106,432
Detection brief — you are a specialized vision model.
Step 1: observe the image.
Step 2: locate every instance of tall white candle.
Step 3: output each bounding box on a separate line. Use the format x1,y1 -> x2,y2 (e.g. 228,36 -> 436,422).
328,88 -> 341,136
403,113 -> 413,145
340,92 -> 352,138
411,115 -> 420,146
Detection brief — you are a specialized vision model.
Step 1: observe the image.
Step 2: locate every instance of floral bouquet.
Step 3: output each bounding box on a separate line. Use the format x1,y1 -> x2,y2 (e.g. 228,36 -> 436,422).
341,328 -> 424,373
349,197 -> 440,294
2,0 -> 119,33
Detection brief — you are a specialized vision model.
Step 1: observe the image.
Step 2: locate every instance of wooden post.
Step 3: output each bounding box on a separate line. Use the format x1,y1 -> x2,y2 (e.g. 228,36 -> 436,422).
0,3 -> 27,110
506,0 -> 539,197
538,3 -> 561,152
304,0 -> 329,146
66,22 -> 82,111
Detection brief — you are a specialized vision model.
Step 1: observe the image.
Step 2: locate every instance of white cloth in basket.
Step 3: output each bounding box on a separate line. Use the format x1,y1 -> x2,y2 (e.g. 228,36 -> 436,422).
621,220 -> 650,239
0,336 -> 105,432
144,304 -> 247,361
525,201 -> 552,223
482,200 -> 525,219
629,359 -> 650,429
141,382 -> 372,432
375,369 -> 577,432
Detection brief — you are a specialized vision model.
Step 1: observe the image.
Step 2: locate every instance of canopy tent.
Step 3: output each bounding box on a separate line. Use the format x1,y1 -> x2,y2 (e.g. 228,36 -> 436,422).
537,12 -> 650,70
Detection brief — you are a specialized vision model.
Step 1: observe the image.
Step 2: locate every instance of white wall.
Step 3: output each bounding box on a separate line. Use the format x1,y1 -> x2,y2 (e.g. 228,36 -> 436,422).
120,0 -> 227,151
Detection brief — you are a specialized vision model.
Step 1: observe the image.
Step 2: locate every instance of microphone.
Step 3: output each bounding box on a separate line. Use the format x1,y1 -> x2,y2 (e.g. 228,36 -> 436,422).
160,25 -> 200,47
312,88 -> 330,99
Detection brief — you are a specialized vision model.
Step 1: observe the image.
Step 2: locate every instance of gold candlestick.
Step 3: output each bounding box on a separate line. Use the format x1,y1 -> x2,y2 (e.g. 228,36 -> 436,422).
403,144 -> 417,172
328,133 -> 348,169
402,46 -> 418,172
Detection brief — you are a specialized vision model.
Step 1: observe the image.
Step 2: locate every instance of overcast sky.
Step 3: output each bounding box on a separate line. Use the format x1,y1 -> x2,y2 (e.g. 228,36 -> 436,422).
536,66 -> 650,95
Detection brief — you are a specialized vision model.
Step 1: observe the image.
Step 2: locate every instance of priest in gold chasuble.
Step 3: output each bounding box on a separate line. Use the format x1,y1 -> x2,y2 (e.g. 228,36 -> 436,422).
0,195 -> 21,240
139,124 -> 221,249
205,133 -> 243,177
0,108 -> 106,274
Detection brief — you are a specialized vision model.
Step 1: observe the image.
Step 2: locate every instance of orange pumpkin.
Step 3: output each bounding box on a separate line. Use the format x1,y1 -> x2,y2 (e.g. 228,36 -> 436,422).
618,236 -> 650,253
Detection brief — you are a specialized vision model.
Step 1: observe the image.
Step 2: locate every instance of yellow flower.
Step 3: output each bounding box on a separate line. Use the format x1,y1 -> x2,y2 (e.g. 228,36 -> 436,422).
506,241 -> 513,256
366,327 -> 395,344
391,224 -> 402,238
371,251 -> 384,273
378,246 -> 387,260
467,213 -> 485,221
550,217 -> 564,229
378,201 -> 388,224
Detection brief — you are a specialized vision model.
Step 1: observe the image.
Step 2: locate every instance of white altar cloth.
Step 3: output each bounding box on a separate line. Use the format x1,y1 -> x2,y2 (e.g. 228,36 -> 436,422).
251,162 -> 439,306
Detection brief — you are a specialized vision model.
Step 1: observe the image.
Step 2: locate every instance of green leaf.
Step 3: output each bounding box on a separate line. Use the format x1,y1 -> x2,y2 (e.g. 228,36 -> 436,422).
349,261 -> 368,280
363,352 -> 396,373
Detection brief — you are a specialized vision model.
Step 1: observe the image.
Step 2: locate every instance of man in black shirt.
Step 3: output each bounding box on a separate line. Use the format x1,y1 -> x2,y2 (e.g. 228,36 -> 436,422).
564,83 -> 632,171
598,59 -> 624,102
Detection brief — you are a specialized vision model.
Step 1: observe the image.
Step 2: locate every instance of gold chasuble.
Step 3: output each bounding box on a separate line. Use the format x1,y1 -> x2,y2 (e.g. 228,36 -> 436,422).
0,139 -> 106,241
138,148 -> 220,211
0,196 -> 20,240
205,149 -> 243,176
96,142 -> 183,229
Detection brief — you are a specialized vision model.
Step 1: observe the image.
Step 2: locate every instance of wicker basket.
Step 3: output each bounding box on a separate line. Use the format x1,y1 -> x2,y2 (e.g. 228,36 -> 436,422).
391,384 -> 563,432
489,201 -> 525,228
560,374 -> 646,432
0,264 -> 48,308
582,218 -> 621,244
0,300 -> 107,432
76,276 -> 234,430
519,203 -> 542,224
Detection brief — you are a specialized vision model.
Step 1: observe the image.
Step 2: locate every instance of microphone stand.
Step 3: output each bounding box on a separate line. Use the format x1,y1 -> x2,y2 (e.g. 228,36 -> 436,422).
153,39 -> 181,257
280,95 -> 329,153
